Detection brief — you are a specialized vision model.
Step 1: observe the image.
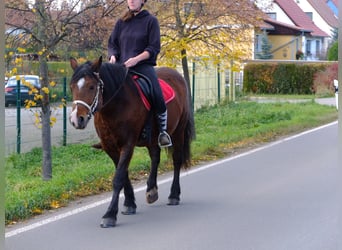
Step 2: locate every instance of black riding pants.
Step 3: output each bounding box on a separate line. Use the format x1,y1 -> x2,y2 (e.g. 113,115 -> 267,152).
131,64 -> 166,114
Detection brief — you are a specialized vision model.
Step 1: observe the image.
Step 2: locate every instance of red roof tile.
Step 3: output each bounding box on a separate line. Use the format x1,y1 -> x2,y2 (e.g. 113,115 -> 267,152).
274,0 -> 329,37
307,0 -> 338,27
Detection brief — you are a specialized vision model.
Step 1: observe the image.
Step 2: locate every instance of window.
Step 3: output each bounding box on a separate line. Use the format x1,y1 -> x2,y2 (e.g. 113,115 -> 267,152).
255,34 -> 262,52
315,40 -> 320,54
306,40 -> 312,55
266,12 -> 277,20
305,12 -> 313,20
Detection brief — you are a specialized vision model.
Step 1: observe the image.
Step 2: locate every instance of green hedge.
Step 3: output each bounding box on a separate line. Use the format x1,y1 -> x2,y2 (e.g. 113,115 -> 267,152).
243,61 -> 330,94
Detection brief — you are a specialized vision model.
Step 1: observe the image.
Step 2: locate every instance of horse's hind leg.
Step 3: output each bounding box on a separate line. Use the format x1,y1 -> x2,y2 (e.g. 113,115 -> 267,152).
146,146 -> 161,204
168,145 -> 182,205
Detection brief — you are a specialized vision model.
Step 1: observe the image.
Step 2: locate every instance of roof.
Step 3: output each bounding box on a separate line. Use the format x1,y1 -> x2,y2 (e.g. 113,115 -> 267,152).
263,18 -> 312,35
307,0 -> 338,28
274,0 -> 329,37
331,0 -> 338,6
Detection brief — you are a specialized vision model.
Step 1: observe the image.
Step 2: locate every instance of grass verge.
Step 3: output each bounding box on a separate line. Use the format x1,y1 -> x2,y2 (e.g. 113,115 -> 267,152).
5,100 -> 338,225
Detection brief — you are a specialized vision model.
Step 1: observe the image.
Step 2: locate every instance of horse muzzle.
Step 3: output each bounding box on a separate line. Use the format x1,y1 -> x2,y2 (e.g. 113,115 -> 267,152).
69,107 -> 90,129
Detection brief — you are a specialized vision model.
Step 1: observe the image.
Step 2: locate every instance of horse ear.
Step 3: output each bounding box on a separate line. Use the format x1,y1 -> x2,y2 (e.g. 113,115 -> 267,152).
70,57 -> 78,71
91,56 -> 102,73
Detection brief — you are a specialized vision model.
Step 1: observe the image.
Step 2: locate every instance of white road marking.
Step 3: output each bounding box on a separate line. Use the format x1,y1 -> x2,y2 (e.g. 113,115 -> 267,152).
5,121 -> 337,238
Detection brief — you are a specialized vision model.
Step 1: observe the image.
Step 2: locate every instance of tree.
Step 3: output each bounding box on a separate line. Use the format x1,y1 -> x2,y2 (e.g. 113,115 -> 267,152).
5,0 -> 123,180
256,33 -> 273,59
150,0 -> 267,92
327,41 -> 338,61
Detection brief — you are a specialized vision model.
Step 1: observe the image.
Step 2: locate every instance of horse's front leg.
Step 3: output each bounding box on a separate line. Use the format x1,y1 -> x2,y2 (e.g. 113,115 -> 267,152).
121,171 -> 137,215
101,148 -> 134,228
146,146 -> 161,204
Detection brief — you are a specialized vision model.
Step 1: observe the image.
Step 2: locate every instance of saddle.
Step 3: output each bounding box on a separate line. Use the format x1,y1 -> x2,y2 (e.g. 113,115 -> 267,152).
130,71 -> 175,110
129,71 -> 175,144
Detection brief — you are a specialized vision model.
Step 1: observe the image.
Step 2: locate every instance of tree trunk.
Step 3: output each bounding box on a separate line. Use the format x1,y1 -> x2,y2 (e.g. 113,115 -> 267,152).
40,56 -> 52,180
36,0 -> 52,180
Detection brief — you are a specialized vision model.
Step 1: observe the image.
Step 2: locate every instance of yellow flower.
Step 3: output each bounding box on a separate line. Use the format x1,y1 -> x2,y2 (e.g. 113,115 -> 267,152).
49,81 -> 56,87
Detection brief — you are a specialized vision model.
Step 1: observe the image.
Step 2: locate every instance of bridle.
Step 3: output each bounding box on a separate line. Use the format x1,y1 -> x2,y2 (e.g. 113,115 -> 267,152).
72,72 -> 104,120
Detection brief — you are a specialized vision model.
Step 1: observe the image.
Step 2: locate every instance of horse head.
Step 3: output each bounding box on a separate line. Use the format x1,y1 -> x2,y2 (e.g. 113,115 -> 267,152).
69,56 -> 104,129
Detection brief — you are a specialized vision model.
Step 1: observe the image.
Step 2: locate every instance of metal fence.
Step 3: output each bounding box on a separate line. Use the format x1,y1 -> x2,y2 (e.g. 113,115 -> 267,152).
5,65 -> 243,156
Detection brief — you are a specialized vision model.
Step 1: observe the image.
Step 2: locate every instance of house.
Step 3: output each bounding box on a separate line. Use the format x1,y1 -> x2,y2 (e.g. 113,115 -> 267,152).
255,0 -> 335,60
295,0 -> 338,45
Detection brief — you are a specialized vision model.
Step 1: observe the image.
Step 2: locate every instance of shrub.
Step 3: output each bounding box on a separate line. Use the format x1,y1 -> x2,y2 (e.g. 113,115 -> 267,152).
313,62 -> 338,96
243,61 -> 330,94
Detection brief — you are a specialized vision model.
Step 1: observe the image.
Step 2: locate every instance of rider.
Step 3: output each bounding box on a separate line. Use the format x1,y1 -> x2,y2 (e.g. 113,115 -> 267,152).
107,0 -> 172,148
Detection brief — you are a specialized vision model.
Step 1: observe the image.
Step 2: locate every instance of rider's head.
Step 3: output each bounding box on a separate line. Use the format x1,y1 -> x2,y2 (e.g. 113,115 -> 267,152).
127,0 -> 146,13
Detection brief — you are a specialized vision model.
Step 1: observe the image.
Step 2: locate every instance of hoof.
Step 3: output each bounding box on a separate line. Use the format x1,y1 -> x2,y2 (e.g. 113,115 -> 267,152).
121,206 -> 136,215
100,217 -> 116,228
146,187 -> 158,204
167,198 -> 180,206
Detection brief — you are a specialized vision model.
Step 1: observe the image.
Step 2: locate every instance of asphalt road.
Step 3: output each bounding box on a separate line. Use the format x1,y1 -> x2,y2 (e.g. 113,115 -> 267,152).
5,121 -> 339,250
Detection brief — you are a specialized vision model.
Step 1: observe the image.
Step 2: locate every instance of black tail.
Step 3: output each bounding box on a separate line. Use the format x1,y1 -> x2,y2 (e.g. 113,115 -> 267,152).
182,108 -> 195,169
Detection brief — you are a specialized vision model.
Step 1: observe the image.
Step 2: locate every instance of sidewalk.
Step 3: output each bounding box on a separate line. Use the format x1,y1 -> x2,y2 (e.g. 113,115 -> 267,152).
249,96 -> 337,108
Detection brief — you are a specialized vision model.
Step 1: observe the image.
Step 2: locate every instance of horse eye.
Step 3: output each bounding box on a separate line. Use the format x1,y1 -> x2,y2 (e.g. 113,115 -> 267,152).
89,85 -> 95,90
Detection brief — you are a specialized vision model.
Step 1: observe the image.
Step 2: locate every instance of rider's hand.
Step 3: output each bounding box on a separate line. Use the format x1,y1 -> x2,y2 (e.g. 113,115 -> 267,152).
124,57 -> 138,68
109,55 -> 116,64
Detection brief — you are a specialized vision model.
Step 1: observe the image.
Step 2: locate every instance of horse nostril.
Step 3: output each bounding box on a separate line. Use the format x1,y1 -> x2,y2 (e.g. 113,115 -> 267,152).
78,116 -> 85,125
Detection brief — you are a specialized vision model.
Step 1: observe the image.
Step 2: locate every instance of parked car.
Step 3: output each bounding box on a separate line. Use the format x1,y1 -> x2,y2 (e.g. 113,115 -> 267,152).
5,75 -> 41,107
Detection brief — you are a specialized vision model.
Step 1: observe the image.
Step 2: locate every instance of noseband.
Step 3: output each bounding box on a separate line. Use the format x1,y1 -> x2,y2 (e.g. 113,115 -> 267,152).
73,72 -> 104,119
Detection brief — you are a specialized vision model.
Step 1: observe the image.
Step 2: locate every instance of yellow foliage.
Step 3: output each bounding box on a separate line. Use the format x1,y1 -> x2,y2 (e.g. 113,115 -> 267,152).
34,94 -> 43,101
50,200 -> 61,209
41,87 -> 49,94
15,57 -> 23,64
17,47 -> 26,53
32,208 -> 43,215
50,116 -> 57,126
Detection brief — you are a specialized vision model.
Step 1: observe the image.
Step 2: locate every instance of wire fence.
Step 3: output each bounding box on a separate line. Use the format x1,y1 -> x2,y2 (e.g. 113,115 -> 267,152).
5,65 -> 243,156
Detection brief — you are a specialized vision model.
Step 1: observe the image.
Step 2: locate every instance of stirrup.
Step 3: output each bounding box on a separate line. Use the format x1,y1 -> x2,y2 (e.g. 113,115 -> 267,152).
158,132 -> 172,148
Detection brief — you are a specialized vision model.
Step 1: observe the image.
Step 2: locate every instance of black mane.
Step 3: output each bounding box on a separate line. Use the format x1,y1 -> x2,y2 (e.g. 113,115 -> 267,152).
99,62 -> 129,105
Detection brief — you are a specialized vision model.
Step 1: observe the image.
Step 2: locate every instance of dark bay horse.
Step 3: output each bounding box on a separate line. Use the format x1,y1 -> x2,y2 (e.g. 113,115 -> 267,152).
69,57 -> 195,227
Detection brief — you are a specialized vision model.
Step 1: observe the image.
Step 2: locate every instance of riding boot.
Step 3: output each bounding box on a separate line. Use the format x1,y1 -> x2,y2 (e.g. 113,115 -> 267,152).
157,111 -> 172,147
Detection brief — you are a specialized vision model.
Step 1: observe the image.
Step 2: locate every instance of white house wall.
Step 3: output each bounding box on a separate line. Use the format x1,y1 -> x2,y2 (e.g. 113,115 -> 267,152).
295,0 -> 334,47
269,3 -> 295,25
